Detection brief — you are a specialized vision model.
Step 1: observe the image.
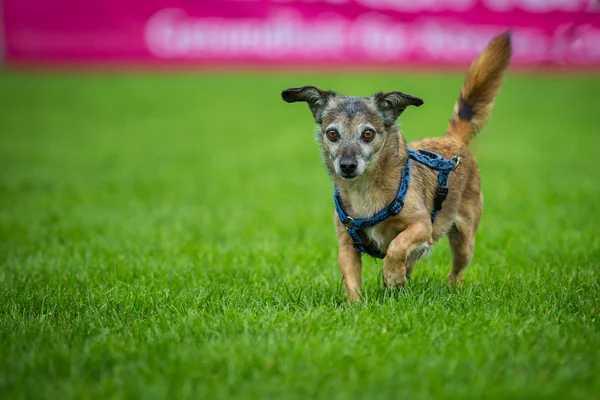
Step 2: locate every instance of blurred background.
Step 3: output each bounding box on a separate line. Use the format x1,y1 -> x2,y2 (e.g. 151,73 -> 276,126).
2,0 -> 600,69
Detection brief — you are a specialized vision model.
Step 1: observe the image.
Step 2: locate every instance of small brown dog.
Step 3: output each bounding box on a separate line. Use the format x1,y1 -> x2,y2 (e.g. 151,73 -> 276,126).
282,32 -> 512,302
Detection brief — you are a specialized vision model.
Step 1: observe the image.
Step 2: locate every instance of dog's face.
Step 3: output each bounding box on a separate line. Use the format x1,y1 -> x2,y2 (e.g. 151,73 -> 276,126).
282,86 -> 423,180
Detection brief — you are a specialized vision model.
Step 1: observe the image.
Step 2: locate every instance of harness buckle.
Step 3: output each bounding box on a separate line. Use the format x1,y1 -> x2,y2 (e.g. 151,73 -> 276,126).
344,216 -> 355,229
451,156 -> 461,170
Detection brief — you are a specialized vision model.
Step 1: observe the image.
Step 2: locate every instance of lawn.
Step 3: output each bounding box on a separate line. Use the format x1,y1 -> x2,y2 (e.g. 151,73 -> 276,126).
0,69 -> 599,400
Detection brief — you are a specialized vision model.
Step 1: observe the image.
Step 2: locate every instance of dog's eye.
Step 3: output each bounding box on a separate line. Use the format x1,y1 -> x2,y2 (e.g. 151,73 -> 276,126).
361,129 -> 375,141
325,129 -> 339,141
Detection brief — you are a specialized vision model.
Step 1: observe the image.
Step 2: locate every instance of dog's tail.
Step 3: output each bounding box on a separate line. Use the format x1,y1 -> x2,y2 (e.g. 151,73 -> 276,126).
445,31 -> 512,146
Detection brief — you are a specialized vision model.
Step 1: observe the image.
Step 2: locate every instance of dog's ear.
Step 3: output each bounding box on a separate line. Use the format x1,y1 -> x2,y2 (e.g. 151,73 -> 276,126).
281,86 -> 335,123
374,92 -> 424,126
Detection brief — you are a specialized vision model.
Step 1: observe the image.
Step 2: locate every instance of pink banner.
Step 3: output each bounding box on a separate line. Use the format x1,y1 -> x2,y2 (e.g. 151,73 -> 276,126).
2,0 -> 600,68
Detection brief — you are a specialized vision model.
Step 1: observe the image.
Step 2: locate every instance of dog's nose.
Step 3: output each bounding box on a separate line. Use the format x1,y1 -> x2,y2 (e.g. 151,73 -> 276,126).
340,158 -> 358,174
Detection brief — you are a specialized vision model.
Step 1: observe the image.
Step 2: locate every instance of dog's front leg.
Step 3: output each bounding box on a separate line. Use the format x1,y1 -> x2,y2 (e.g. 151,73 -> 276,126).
335,220 -> 362,303
383,219 -> 432,289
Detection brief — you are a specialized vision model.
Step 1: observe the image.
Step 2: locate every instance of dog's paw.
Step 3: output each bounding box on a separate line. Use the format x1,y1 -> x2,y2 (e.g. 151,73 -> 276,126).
383,269 -> 407,289
447,272 -> 464,288
345,297 -> 361,306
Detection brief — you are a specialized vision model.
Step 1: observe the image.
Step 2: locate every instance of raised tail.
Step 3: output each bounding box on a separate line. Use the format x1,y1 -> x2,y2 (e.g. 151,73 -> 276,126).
446,31 -> 513,146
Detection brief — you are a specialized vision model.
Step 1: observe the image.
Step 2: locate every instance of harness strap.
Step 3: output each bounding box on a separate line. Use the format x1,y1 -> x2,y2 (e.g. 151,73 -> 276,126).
408,149 -> 460,223
334,148 -> 459,259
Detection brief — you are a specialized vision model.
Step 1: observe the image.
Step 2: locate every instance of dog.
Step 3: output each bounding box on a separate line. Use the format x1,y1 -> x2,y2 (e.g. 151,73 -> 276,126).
281,32 -> 512,302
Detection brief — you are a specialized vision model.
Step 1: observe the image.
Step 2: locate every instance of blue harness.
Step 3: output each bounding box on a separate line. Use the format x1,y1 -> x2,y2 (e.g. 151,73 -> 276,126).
334,148 -> 460,259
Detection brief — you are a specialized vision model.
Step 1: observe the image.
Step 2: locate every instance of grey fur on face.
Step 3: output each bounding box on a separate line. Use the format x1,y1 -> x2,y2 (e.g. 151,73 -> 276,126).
281,86 -> 423,179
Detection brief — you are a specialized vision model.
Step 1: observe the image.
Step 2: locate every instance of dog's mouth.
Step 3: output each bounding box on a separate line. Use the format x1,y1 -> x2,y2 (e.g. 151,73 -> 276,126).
339,171 -> 359,180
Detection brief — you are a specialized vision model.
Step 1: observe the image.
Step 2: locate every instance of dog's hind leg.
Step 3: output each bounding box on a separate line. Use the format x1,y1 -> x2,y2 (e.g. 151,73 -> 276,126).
447,226 -> 474,285
448,194 -> 482,285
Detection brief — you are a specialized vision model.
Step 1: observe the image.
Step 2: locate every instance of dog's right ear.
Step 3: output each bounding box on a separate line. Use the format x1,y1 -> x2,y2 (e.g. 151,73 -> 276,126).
281,86 -> 335,124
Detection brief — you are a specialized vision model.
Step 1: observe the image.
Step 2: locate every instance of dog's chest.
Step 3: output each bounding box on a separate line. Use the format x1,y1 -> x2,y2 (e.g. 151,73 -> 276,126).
362,226 -> 390,253
345,190 -> 432,260
346,192 -> 395,254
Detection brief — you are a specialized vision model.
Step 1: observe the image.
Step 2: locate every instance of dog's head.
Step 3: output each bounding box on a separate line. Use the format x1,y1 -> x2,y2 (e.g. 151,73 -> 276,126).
282,86 -> 423,180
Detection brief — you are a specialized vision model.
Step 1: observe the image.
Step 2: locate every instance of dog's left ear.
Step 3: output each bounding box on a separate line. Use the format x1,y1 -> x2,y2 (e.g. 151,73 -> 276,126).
374,92 -> 424,126
281,86 -> 336,123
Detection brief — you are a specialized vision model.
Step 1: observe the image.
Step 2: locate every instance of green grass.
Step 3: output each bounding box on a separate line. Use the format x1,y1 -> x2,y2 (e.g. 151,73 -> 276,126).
0,70 -> 599,400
